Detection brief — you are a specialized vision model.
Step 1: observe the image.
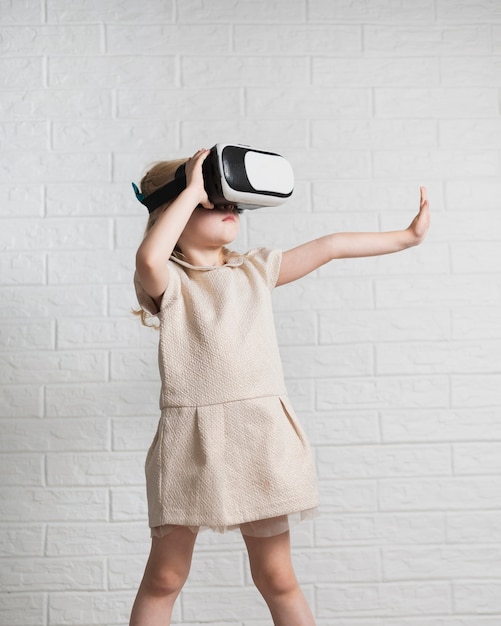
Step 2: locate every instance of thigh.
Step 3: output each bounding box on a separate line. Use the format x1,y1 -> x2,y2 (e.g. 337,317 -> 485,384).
242,529 -> 294,573
144,526 -> 198,579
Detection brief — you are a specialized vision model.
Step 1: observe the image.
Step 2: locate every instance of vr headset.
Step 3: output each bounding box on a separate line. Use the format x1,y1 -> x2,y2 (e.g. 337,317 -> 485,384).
132,143 -> 294,213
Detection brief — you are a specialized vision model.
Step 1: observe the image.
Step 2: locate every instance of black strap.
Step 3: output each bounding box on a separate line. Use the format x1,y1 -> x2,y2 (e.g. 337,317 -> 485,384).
135,164 -> 187,214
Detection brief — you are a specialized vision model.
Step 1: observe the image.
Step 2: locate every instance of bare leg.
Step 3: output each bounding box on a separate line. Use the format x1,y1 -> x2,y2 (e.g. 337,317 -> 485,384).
129,526 -> 197,626
243,530 -> 316,626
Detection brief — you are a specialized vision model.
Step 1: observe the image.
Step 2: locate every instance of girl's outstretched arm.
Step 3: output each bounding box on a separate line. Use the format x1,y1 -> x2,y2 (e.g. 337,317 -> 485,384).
277,187 -> 430,287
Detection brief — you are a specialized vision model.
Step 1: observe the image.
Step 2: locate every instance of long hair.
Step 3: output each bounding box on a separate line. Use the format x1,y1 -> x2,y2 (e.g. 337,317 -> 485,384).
133,159 -> 188,326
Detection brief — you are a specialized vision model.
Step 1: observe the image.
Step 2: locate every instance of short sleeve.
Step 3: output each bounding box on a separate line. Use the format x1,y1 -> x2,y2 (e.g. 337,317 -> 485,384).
245,247 -> 283,289
133,261 -> 182,316
134,271 -> 159,316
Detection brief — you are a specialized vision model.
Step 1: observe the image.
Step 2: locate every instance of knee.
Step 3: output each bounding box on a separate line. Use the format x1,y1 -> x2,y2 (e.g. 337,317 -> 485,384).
251,562 -> 298,598
144,564 -> 189,598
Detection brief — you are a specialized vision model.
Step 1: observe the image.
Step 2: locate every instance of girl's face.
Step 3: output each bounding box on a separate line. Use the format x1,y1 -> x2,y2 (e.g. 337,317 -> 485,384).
177,204 -> 241,255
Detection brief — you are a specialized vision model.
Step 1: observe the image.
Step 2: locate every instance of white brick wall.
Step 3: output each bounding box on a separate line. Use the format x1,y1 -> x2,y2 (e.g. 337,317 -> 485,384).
1,0 -> 500,624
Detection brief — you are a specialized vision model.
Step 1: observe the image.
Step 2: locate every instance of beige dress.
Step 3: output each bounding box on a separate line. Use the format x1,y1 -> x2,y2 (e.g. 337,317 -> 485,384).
134,247 -> 319,537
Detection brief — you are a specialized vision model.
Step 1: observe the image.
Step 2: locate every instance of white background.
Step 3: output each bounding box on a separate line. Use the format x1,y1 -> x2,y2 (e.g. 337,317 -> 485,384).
1,1 -> 501,624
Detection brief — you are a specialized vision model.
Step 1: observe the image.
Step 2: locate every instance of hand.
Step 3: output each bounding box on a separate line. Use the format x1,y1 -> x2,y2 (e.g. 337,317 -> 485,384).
406,186 -> 430,245
184,148 -> 214,209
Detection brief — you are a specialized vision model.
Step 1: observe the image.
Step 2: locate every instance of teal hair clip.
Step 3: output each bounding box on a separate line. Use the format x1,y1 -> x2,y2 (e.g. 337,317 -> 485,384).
132,182 -> 145,203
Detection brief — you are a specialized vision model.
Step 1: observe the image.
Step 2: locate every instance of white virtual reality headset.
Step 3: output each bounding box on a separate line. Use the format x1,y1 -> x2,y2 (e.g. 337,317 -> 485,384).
133,143 -> 294,212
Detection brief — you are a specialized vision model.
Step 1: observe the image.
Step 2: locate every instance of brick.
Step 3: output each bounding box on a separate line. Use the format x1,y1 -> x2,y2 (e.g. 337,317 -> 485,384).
0,25 -> 102,55
0,350 -> 107,384
311,119 -> 438,149
0,121 -> 48,151
318,444 -> 451,479
46,522 -> 148,556
46,452 -> 145,486
309,0 -> 434,22
0,152 -> 111,184
313,57 -> 439,87
273,276 -> 374,311
52,119 -> 177,153
49,54 -> 176,89
0,593 -> 45,626
316,581 -> 451,618
110,487 -> 148,522
0,418 -> 110,452
320,309 -> 450,344
316,375 -> 449,411
248,211 -> 378,250
447,511 -> 501,544
181,119 -> 308,150
315,512 -> 446,546
452,374 -> 501,408
110,348 -> 165,381
375,276 -> 501,308
383,545 -> 501,580
429,210 -> 501,242
45,382 -> 160,417
48,249 -> 133,285
117,88 -> 242,120
294,547 -> 380,583
0,90 -> 112,121
0,525 -> 44,557
273,310 -> 317,346
112,416 -> 158,451
305,411 -> 380,446
441,56 -> 501,86
178,0 -> 305,23
107,24 -> 230,54
0,218 -> 111,251
365,24 -> 491,56
379,477 -> 501,511
0,385 -> 43,418
312,180 -> 443,212
319,479 -> 378,512
0,285 -> 106,318
0,184 -> 43,217
1,557 -> 105,592
453,443 -> 501,475
246,88 -> 371,120
57,317 -> 153,349
0,252 -> 46,285
452,306 -> 501,339
0,454 -> 43,485
381,408 -> 501,443
46,0 -> 174,23
440,119 -> 501,148
0,57 -> 43,89
0,320 -> 54,350
46,182 -> 136,217
0,487 -> 108,522
234,24 -> 361,54
374,149 -> 500,180
376,340 -> 501,375
182,55 -> 309,88
48,590 -> 134,625
454,582 -> 501,614
436,0 -> 501,22
107,555 -> 147,590
452,242 -> 501,273
375,88 -> 499,118
182,588 -> 270,621
281,344 -> 374,379
445,180 -> 501,210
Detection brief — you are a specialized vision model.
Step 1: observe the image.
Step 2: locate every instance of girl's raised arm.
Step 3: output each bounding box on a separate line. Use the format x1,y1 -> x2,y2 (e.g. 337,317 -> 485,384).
277,187 -> 430,287
135,149 -> 213,303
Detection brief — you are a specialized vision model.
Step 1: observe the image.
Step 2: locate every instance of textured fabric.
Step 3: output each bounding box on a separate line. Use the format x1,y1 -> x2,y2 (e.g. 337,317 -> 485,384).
134,247 -> 319,532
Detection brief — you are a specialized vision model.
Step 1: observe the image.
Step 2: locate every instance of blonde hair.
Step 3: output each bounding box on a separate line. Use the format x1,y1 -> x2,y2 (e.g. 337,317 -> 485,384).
133,158 -> 188,327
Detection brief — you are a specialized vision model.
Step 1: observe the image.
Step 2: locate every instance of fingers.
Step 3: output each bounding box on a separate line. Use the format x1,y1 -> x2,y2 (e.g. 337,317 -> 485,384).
420,186 -> 429,209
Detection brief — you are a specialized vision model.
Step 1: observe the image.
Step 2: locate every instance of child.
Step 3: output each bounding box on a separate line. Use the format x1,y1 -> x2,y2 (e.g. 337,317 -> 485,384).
129,148 -> 430,626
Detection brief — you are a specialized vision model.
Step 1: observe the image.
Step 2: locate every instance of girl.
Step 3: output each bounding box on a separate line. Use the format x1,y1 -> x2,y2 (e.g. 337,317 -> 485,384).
130,148 -> 430,626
